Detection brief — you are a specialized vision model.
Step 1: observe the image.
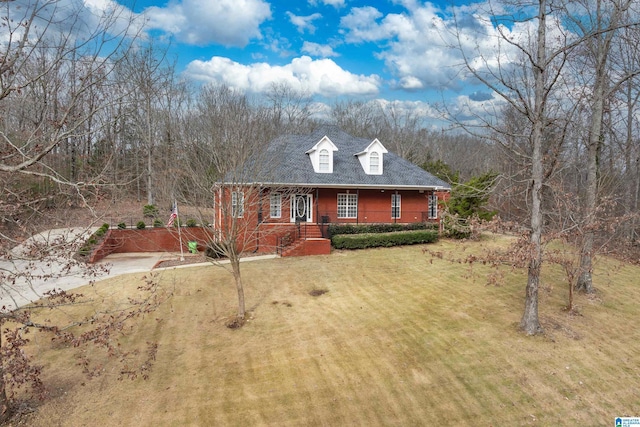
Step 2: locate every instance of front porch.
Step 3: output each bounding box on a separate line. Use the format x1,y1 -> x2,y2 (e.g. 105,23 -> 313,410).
258,222 -> 331,257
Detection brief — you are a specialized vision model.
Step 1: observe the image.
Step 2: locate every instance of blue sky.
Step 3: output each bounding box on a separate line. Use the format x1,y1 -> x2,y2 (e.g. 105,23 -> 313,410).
123,0 -> 509,117
5,0 -> 524,126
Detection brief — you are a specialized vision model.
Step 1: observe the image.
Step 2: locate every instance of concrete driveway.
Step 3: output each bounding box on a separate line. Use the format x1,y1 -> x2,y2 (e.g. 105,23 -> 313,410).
0,228 -> 177,310
0,228 -> 276,311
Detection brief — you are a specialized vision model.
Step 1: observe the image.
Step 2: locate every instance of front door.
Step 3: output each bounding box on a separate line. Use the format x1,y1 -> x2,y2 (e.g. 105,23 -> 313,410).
290,194 -> 312,223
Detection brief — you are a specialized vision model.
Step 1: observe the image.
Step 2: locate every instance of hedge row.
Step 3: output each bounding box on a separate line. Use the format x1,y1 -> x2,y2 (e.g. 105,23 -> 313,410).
331,230 -> 439,250
327,222 -> 435,237
78,223 -> 110,257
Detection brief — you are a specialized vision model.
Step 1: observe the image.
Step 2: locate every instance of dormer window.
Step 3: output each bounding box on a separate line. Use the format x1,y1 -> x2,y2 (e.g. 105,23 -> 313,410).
355,139 -> 388,175
319,149 -> 330,172
306,136 -> 338,173
370,151 -> 380,174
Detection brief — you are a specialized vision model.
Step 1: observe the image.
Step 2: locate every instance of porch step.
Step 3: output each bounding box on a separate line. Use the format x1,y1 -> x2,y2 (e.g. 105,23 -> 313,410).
302,225 -> 323,239
281,237 -> 331,257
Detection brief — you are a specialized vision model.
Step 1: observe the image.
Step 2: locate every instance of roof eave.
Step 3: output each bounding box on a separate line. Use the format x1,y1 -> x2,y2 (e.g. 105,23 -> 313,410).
216,181 -> 451,191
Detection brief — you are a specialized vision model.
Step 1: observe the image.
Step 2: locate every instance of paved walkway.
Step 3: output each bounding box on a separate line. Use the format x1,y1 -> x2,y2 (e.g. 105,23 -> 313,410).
0,228 -> 277,311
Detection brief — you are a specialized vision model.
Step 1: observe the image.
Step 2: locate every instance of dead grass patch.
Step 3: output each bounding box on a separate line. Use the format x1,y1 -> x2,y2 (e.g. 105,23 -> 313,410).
17,237 -> 640,426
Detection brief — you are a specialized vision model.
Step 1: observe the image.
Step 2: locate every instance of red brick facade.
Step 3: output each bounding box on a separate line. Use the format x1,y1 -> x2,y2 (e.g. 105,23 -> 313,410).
212,186 -> 449,257
87,187 -> 449,262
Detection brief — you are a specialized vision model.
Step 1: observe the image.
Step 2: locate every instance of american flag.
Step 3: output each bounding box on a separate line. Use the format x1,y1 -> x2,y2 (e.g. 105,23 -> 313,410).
166,203 -> 178,227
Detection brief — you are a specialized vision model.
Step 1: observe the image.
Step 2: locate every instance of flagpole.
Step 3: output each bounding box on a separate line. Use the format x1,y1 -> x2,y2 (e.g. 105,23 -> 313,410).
175,200 -> 185,261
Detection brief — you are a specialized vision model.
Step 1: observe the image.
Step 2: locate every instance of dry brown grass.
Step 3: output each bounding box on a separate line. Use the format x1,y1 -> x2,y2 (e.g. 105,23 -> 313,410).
21,235 -> 640,426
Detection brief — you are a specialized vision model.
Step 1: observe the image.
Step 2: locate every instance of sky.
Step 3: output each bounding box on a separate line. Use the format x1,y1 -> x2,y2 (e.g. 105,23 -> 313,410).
4,0 -> 524,127
123,0 -> 507,125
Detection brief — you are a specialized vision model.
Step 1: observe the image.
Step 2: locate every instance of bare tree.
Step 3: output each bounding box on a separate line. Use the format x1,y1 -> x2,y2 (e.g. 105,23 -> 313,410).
265,82 -> 316,134
116,45 -> 178,206
449,0 -> 578,334
0,0 -> 170,420
174,84 -> 285,326
564,0 -> 640,293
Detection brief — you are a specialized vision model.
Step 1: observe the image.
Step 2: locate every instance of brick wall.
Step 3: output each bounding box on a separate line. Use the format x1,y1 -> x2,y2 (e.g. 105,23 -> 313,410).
90,227 -> 214,263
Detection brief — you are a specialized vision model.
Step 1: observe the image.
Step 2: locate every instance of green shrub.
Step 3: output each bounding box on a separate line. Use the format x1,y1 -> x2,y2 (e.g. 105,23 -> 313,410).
117,222 -> 127,229
153,219 -> 164,227
143,204 -> 159,218
77,223 -> 110,259
331,230 -> 438,250
327,222 -> 433,238
136,221 -> 146,230
205,242 -> 228,258
186,218 -> 197,227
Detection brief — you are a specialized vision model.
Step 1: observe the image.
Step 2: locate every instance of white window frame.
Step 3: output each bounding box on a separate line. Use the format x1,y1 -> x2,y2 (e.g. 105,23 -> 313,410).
319,149 -> 330,172
370,151 -> 380,174
391,193 -> 401,219
231,191 -> 244,218
428,193 -> 438,219
337,193 -> 358,219
270,193 -> 282,218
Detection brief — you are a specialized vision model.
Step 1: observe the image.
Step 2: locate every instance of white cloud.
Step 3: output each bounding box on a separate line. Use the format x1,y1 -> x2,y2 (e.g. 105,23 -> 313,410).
375,98 -> 440,121
340,2 -> 520,91
3,0 -> 143,49
302,41 -> 339,57
339,7 -> 385,42
450,92 -> 506,125
308,0 -> 346,8
287,12 -> 323,34
185,55 -> 381,97
144,0 -> 271,47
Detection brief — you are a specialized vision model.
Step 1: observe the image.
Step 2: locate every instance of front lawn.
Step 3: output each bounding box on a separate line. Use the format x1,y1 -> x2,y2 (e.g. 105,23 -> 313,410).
23,235 -> 640,425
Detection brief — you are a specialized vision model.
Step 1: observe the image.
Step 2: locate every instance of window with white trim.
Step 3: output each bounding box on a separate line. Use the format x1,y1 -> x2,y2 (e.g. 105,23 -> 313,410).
428,193 -> 438,219
319,149 -> 330,172
337,193 -> 358,218
270,193 -> 281,218
391,194 -> 401,219
370,151 -> 380,174
231,191 -> 244,218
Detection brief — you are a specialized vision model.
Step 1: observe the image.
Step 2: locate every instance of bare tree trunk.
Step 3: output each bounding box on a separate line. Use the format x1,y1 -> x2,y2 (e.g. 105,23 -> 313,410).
575,0 -> 624,294
576,130 -> 599,293
520,0 -> 548,335
522,131 -> 544,334
229,254 -> 246,320
146,95 -> 154,206
0,332 -> 9,424
522,144 -> 544,334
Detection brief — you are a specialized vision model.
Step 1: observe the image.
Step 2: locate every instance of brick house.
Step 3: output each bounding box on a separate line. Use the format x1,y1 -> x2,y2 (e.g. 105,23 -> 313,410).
213,125 -> 451,256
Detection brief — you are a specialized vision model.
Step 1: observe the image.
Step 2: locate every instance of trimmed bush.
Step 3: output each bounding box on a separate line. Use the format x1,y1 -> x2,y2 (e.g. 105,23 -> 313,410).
327,222 -> 435,238
117,222 -> 127,229
136,221 -> 146,230
331,230 -> 438,250
153,219 -> 164,228
186,218 -> 197,227
93,223 -> 110,238
77,223 -> 110,260
205,242 -> 228,259
143,204 -> 159,218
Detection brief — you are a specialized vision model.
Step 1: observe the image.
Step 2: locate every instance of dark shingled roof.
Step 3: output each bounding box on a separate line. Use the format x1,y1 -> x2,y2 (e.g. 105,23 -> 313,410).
228,125 -> 451,191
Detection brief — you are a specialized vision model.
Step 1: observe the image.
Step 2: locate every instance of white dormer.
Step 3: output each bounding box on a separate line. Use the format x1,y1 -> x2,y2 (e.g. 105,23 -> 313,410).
355,138 -> 388,175
306,135 -> 338,173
